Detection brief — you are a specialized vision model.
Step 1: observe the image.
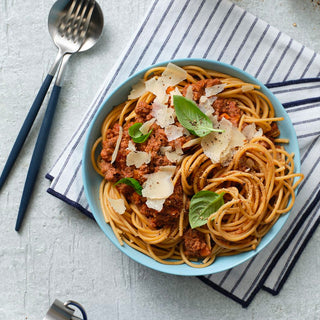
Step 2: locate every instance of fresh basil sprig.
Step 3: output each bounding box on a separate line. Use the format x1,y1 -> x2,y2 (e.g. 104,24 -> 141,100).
173,95 -> 223,137
128,123 -> 152,143
115,178 -> 142,195
189,190 -> 225,228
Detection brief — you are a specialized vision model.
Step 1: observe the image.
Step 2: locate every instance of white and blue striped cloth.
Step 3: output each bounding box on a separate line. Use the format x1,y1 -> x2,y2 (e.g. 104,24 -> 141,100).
46,0 -> 320,307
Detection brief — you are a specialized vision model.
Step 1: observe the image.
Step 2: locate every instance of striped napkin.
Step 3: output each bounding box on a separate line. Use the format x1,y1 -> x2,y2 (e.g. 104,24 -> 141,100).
46,0 -> 320,307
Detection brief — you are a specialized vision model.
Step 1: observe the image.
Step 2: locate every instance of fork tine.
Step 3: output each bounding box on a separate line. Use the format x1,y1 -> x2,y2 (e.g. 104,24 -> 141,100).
66,0 -> 84,39
76,0 -> 95,43
58,0 -> 77,34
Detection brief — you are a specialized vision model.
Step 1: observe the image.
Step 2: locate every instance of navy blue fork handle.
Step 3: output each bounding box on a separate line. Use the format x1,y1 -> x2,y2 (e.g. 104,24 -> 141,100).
0,74 -> 54,190
15,84 -> 61,231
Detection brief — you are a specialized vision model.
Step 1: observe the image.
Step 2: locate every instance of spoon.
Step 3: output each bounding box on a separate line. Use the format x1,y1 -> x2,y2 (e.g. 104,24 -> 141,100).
3,0 -> 104,231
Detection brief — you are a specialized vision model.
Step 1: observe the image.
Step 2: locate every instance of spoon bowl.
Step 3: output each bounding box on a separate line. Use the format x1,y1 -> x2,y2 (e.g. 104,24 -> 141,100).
48,0 -> 104,55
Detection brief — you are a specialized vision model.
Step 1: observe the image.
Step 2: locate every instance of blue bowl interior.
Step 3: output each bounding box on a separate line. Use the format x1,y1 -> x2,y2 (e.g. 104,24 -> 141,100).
82,58 -> 301,276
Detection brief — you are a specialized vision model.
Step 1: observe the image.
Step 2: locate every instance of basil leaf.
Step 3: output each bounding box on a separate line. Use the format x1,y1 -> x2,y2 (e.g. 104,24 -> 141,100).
189,190 -> 225,229
173,95 -> 223,137
115,178 -> 142,195
128,123 -> 152,143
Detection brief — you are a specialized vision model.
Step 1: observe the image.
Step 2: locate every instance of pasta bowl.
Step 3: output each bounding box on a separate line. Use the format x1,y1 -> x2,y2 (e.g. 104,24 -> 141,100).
82,58 -> 301,276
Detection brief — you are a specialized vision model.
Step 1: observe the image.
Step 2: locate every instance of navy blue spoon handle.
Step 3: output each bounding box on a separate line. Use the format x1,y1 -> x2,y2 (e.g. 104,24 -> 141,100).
0,74 -> 54,190
15,84 -> 62,231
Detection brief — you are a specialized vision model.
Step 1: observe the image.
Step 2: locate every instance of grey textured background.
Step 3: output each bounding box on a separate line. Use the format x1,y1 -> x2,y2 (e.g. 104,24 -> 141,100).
1,0 -> 320,319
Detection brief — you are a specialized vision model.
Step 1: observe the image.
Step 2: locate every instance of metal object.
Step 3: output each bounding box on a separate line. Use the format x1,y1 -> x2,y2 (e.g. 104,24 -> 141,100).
43,299 -> 87,320
48,0 -> 104,76
0,0 -> 104,203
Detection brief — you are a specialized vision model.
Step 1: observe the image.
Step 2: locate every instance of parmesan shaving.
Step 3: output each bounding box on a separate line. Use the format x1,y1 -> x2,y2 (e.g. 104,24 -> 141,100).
151,103 -> 175,128
139,118 -> 156,135
145,77 -> 168,104
128,80 -> 146,99
145,198 -> 166,211
198,95 -> 216,115
108,198 -> 126,215
111,126 -> 123,164
145,63 -> 187,104
201,118 -> 232,164
164,124 -> 184,141
161,63 -> 188,86
170,87 -> 182,106
242,123 -> 263,141
142,166 -> 176,200
185,85 -> 193,101
241,84 -> 254,92
182,137 -> 201,148
160,146 -> 172,155
205,84 -> 226,97
165,146 -> 184,163
127,140 -> 136,151
126,150 -> 151,168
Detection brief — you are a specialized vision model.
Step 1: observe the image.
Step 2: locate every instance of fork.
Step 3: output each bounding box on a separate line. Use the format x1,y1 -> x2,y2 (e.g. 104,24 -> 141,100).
10,0 -> 96,231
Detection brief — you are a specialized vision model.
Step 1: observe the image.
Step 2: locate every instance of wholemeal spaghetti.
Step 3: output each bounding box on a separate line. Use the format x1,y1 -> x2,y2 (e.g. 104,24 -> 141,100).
91,63 -> 303,268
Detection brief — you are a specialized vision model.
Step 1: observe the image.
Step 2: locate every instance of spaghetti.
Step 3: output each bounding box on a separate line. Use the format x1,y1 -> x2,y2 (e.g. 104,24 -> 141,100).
91,63 -> 303,268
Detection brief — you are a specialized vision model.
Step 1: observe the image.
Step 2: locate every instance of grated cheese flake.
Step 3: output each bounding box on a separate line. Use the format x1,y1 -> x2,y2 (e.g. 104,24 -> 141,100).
161,63 -> 188,86
108,198 -> 126,215
198,95 -> 216,115
151,102 -> 175,128
139,118 -> 156,135
127,140 -> 136,152
111,126 -> 123,164
242,123 -> 263,141
146,198 -> 166,211
201,118 -> 232,164
185,85 -> 193,101
164,124 -> 184,141
128,80 -> 146,99
241,84 -> 255,92
142,166 -> 176,200
205,84 -> 226,97
145,77 -> 168,104
126,150 -> 151,168
145,63 -> 187,104
165,146 -> 184,163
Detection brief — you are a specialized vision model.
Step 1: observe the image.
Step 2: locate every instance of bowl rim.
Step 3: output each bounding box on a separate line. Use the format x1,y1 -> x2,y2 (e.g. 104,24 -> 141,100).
82,58 -> 301,276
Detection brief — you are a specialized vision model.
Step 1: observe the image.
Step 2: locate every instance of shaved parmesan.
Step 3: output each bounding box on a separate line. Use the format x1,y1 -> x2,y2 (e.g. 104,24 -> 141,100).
241,84 -> 254,92
170,87 -> 182,106
111,126 -> 123,164
160,146 -> 172,154
242,123 -> 263,141
145,77 -> 168,104
142,166 -> 176,200
108,198 -> 126,215
126,150 -> 151,168
145,63 -> 187,104
205,84 -> 226,97
201,118 -> 232,164
161,63 -> 187,86
151,103 -> 175,128
165,146 -> 184,163
221,126 -> 246,165
229,126 -> 247,148
185,85 -> 193,101
128,80 -> 146,99
199,95 -> 216,115
139,118 -> 156,135
127,140 -> 136,152
182,137 -> 201,148
146,198 -> 166,211
164,124 -> 184,141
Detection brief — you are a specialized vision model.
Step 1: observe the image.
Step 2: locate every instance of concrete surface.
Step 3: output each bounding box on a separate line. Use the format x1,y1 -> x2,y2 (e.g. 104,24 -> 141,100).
0,0 -> 320,319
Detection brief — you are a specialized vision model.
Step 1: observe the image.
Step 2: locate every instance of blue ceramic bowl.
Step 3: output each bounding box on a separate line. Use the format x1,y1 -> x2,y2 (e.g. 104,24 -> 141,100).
82,58 -> 301,276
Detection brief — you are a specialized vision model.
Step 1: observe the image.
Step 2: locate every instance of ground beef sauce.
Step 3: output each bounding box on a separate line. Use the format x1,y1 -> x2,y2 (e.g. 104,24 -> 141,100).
99,78 -> 278,259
